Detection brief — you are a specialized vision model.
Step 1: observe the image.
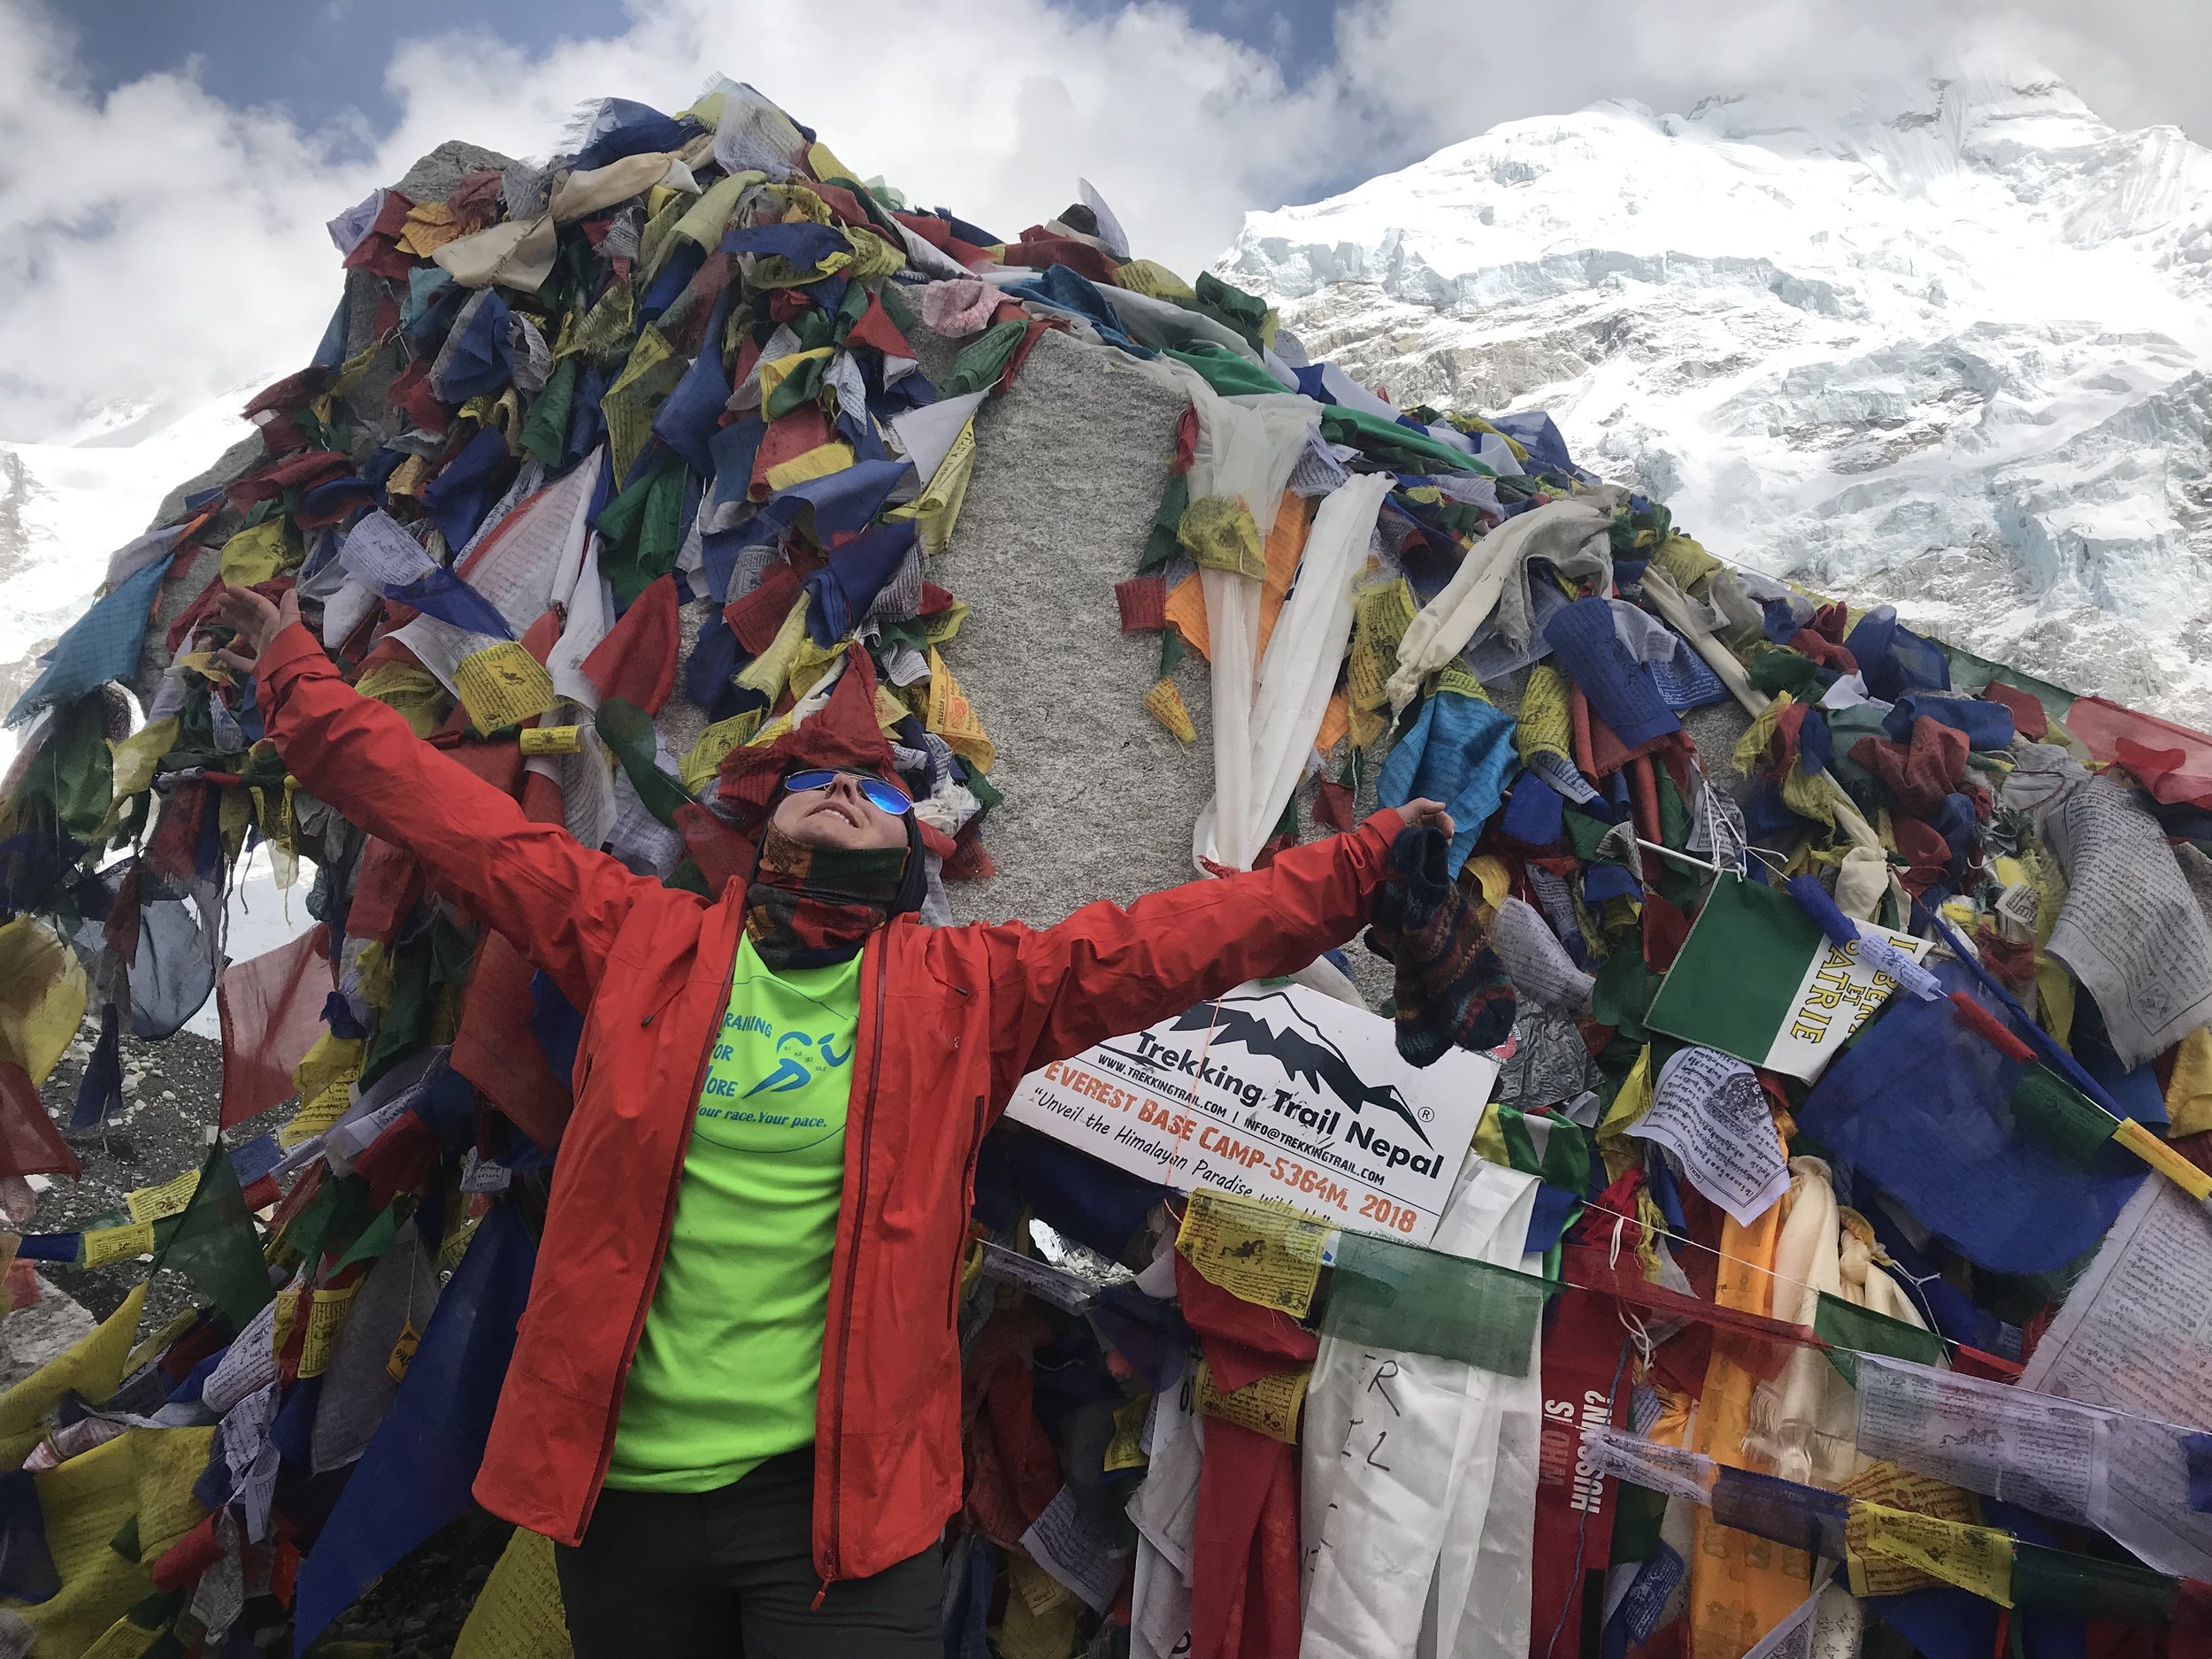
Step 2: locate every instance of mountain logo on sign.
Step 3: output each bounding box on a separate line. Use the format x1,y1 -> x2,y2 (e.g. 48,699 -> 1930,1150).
1163,992 -> 1433,1148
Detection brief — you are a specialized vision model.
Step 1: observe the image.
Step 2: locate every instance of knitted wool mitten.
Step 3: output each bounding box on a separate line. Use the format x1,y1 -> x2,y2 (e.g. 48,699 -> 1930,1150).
1365,824 -> 1518,1068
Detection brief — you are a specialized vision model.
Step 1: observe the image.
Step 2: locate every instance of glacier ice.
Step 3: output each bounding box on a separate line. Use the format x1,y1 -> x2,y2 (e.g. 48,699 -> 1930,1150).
1219,69 -> 2212,723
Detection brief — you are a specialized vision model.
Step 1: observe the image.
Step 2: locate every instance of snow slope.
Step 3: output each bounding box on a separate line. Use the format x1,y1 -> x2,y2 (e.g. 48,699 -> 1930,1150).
1,383 -> 313,987
0,385 -> 268,764
1219,70 -> 2212,722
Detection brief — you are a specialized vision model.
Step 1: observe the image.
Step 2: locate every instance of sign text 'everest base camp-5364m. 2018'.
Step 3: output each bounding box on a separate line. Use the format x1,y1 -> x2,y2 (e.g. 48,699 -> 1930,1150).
1005,982 -> 1494,1247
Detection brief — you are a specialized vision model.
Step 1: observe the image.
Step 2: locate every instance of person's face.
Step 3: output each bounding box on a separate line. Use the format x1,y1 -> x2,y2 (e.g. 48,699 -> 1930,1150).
770,771 -> 909,852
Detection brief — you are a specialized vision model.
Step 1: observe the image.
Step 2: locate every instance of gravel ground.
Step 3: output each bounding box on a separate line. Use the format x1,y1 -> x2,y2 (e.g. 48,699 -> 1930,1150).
33,1024 -> 283,1326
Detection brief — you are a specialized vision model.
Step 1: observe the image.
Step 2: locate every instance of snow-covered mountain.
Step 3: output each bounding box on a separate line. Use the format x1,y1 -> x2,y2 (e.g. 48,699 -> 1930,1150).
1219,70 -> 2212,724
0,387 -> 266,765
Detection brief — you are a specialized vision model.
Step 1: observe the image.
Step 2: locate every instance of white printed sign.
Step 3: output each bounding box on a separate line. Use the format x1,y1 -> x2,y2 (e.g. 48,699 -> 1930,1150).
1004,982 -> 1494,1247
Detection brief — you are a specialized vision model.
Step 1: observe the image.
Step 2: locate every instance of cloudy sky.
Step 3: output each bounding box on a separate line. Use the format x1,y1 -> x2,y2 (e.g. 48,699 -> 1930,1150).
4,0 -> 2208,444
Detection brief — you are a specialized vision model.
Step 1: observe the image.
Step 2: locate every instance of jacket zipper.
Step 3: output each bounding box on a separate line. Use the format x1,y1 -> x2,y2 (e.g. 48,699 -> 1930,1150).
823,936 -> 888,1587
946,1085 -> 986,1329
577,911 -> 742,1538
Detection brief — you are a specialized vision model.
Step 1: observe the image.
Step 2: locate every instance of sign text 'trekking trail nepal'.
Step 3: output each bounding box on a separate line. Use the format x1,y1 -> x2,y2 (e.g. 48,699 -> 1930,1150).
1005,983 -> 1493,1244
13,68 -> 2212,1659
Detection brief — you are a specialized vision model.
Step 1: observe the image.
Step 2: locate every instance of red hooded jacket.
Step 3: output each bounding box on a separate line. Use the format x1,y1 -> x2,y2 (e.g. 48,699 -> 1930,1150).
255,622 -> 1406,1582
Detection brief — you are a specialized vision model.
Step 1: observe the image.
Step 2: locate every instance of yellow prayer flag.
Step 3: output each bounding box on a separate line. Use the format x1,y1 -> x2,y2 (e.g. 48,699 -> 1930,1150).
455,642 -> 557,733
1103,1395 -> 1150,1473
2168,1027 -> 2212,1137
81,1222 -> 156,1267
888,418 -> 976,556
1110,259 -> 1197,300
1598,1046 -> 1655,1139
926,650 -> 995,772
736,596 -> 813,705
287,1033 -> 365,1149
299,1284 -> 360,1379
1848,1500 -> 2013,1606
217,519 -> 292,587
125,1168 -> 200,1225
757,346 -> 833,411
1178,493 -> 1265,579
0,1281 -> 147,1470
1648,533 -> 1722,595
356,663 -> 450,737
1142,678 -> 1196,744
762,441 -> 856,492
994,1555 -> 1079,1659
1175,1190 -> 1326,1317
680,711 -> 765,795
806,140 -> 856,186
453,1527 -> 575,1659
1194,1359 -> 1310,1444
107,718 -> 178,801
518,725 -> 581,756
130,1425 -> 218,1559
1464,854 -> 1512,913
22,1436 -> 151,1657
0,915 -> 88,1087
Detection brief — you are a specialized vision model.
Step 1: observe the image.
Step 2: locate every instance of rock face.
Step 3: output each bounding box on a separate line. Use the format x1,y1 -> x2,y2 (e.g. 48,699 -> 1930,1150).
1219,70 -> 2212,722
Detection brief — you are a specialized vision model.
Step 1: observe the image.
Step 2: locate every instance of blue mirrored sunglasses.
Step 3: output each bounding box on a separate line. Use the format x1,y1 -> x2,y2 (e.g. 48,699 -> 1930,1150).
782,768 -> 913,817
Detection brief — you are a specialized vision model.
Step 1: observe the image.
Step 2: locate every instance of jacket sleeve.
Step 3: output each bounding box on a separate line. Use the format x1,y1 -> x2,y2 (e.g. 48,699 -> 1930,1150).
254,622 -> 661,1010
978,809 -> 1405,1110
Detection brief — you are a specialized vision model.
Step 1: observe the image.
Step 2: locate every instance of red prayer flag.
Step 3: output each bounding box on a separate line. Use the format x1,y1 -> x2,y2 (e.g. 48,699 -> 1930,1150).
581,574 -> 680,715
218,925 -> 335,1129
0,1064 -> 80,1179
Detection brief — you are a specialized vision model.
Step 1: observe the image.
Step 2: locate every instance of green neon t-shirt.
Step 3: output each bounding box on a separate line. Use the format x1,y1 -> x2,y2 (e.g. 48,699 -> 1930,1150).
605,934 -> 859,1492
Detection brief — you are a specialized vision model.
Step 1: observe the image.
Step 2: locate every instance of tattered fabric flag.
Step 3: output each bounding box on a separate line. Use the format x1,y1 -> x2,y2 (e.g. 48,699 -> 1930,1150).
217,925 -> 335,1129
291,1202 -> 535,1655
125,879 -> 220,1041
71,1001 -> 125,1132
0,1064 -> 80,1181
1645,873 -> 1932,1081
6,550 -> 175,726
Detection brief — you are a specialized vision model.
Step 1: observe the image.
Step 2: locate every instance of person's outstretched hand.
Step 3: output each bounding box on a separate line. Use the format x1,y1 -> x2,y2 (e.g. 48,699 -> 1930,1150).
1398,797 -> 1455,841
212,586 -> 300,679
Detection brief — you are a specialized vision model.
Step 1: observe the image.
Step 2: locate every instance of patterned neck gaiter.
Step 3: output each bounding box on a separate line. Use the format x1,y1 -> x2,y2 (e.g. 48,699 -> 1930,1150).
742,824 -> 912,971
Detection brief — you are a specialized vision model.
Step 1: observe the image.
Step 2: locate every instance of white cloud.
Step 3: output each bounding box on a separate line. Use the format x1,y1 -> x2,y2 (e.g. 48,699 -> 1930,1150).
0,3 -> 378,440
1,0 -> 2207,445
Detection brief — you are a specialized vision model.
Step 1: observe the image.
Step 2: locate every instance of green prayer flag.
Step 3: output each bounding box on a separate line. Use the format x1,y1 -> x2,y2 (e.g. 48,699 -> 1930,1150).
518,357 -> 579,466
1644,873 -> 1927,1081
940,319 -> 1027,397
1163,342 -> 1283,399
334,1204 -> 402,1273
2010,1541 -> 2175,1624
595,455 -> 687,605
1137,473 -> 1191,574
595,696 -> 693,826
152,1143 -> 272,1330
1317,407 -> 1491,476
1812,1291 -> 1944,1386
1321,1231 -> 1555,1376
24,695 -> 113,842
2008,1065 -> 2117,1165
